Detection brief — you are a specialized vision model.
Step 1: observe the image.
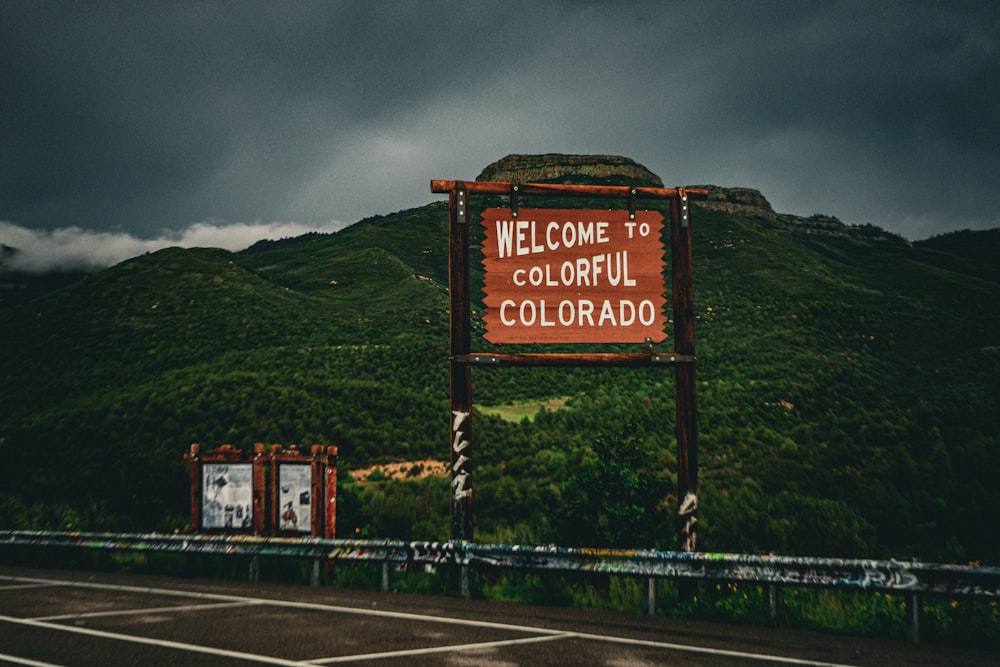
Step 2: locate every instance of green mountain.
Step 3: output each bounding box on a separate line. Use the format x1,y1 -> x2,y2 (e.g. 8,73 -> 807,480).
1,157 -> 998,565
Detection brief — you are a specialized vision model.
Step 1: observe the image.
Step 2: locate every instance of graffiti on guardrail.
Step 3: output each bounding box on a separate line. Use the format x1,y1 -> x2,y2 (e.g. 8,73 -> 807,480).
2,531 -> 999,599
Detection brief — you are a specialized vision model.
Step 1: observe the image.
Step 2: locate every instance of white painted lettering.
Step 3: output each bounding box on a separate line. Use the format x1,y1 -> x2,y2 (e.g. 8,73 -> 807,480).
520,300 -> 537,326
595,221 -> 609,244
558,300 -> 574,326
539,299 -> 555,326
546,221 -> 560,251
560,260 -> 574,285
607,252 -> 622,286
531,221 -> 544,254
496,220 -> 515,259
528,266 -> 543,286
619,300 -> 636,326
639,299 -> 656,325
515,220 -> 530,256
592,253 -> 604,283
561,222 -> 577,248
598,300 -> 616,326
501,219 -> 614,257
575,257 -> 591,286
500,299 -> 517,325
494,298 -> 661,331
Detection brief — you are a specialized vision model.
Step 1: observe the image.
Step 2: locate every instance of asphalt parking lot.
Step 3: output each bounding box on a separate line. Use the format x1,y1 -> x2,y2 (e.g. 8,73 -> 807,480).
1,565 -> 996,666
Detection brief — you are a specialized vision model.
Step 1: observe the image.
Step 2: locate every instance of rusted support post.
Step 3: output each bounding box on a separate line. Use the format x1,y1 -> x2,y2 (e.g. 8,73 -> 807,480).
449,182 -> 474,545
647,577 -> 657,616
186,444 -> 201,530
251,443 -> 266,535
671,189 -> 698,554
309,445 -> 324,536
325,446 -> 338,539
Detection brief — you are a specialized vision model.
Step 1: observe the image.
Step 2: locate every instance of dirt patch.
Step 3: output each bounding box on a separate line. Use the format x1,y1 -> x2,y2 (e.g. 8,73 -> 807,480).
350,458 -> 448,482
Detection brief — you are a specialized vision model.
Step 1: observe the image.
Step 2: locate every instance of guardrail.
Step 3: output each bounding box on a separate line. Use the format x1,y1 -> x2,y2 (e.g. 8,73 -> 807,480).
4,530 -> 999,643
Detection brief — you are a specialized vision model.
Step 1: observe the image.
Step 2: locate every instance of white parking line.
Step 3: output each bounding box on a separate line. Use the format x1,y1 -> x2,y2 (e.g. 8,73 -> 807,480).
0,573 -> 865,667
0,652 -> 65,667
0,615 -> 322,667
0,573 -> 567,636
0,583 -> 58,591
32,600 -> 259,622
313,629 -> 860,667
568,631 -> 859,667
310,633 -> 572,664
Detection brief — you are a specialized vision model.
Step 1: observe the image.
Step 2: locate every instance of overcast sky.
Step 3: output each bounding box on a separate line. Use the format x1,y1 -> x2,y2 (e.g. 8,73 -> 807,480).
2,1 -> 998,272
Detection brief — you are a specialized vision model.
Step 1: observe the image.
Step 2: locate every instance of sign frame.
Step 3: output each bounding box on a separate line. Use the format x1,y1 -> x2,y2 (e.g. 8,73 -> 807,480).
431,179 -> 707,554
186,443 -> 266,534
186,442 -> 338,537
268,444 -> 339,539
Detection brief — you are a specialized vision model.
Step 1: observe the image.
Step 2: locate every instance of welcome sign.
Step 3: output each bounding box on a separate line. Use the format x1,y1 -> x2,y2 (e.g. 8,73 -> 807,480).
481,208 -> 667,344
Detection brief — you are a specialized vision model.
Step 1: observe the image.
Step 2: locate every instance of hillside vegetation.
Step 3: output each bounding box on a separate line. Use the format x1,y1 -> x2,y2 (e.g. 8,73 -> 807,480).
1,172 -> 998,566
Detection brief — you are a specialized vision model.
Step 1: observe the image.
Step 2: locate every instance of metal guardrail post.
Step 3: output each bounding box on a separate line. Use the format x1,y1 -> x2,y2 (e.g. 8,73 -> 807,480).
647,577 -> 656,616
249,554 -> 260,583
905,592 -> 920,644
766,584 -> 780,625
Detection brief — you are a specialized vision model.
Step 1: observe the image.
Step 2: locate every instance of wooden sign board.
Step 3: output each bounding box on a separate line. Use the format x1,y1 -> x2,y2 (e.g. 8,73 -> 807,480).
187,443 -> 266,534
187,443 -> 337,537
269,444 -> 338,539
481,208 -> 667,344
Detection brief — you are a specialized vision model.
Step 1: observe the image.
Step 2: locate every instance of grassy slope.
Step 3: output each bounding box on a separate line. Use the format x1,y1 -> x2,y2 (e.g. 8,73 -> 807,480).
0,201 -> 997,562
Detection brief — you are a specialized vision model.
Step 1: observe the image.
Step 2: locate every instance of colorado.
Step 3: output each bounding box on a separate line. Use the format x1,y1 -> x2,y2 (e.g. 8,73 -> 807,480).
498,298 -> 658,328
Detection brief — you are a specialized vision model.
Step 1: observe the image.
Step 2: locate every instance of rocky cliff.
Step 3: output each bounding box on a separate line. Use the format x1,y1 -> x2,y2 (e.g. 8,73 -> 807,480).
691,184 -> 866,238
689,184 -> 779,221
474,154 -> 904,243
476,154 -> 664,188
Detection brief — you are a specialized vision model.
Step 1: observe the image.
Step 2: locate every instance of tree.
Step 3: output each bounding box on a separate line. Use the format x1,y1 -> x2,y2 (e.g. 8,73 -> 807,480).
556,422 -> 671,548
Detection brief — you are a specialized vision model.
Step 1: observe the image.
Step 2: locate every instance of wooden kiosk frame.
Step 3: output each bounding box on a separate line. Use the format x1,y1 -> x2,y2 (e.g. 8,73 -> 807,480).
187,443 -> 337,537
186,443 -> 266,534
431,179 -> 707,552
269,444 -> 338,539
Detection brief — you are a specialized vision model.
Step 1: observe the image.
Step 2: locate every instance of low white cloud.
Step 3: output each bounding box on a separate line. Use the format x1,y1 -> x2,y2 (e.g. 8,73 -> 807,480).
0,219 -> 348,273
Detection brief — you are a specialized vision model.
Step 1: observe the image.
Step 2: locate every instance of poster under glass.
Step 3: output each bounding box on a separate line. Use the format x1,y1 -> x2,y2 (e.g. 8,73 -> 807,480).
201,463 -> 253,530
277,463 -> 312,533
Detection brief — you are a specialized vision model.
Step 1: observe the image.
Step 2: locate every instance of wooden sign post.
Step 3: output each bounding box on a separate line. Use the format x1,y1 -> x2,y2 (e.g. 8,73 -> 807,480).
432,179 -> 707,553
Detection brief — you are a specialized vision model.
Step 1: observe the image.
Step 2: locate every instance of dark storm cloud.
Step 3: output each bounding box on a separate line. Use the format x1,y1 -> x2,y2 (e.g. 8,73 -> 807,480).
1,1 -> 998,270
1,1 -> 462,231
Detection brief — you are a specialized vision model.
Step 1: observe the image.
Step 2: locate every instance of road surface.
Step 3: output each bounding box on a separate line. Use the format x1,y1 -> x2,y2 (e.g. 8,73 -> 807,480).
0,565 -> 995,666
